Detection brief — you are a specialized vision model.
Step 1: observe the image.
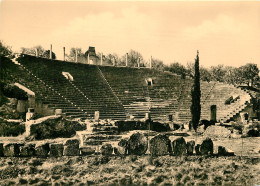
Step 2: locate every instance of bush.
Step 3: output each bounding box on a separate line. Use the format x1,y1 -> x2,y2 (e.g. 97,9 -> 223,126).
252,121 -> 260,131
0,86 -> 8,106
30,117 -> 86,140
2,84 -> 28,100
232,122 -> 244,133
115,120 -> 170,132
0,119 -> 25,136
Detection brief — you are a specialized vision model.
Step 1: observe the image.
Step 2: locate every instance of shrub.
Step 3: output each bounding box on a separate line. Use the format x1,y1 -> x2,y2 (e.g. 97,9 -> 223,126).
2,84 -> 28,100
252,121 -> 260,132
232,122 -> 244,133
0,119 -> 25,136
115,120 -> 170,132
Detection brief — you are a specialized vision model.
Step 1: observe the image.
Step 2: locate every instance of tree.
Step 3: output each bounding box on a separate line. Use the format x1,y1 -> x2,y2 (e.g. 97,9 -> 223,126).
186,62 -> 195,78
190,51 -> 201,131
117,55 -> 127,66
187,63 -> 213,82
152,58 -> 165,71
200,67 -> 212,82
42,50 -> 56,60
165,62 -> 186,78
210,65 -> 226,82
127,49 -> 143,67
66,48 -> 84,62
104,53 -> 115,65
0,41 -> 12,57
223,66 -> 242,85
240,63 -> 259,87
21,45 -> 44,57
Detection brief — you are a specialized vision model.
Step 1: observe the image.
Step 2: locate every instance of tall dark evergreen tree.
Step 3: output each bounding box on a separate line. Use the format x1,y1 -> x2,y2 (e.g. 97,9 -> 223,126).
190,50 -> 201,131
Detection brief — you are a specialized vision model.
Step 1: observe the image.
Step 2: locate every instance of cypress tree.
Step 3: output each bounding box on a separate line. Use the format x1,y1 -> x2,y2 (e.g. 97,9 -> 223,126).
190,50 -> 201,131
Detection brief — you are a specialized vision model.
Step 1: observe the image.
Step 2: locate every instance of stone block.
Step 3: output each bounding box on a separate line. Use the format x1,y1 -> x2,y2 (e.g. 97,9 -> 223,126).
115,138 -> 128,155
55,109 -> 62,115
100,143 -> 113,156
200,138 -> 213,155
172,137 -> 186,156
94,111 -> 100,121
50,143 -> 64,157
247,129 -> 259,137
218,146 -> 235,156
3,143 -> 20,157
186,140 -> 195,155
0,143 -> 3,157
64,139 -> 80,156
195,144 -> 201,155
20,144 -> 35,157
150,134 -> 171,156
65,139 -> 80,146
80,146 -> 95,155
128,132 -> 148,155
35,143 -> 50,157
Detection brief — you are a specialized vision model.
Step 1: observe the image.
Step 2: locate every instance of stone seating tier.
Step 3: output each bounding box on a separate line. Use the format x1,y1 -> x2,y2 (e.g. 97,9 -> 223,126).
1,55 -> 251,122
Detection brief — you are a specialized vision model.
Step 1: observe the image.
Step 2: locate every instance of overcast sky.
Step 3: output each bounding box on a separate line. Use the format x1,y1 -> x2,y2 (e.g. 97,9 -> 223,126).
0,1 -> 259,67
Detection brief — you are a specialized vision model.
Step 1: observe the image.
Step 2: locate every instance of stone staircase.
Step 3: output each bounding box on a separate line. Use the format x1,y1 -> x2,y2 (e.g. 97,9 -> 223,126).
77,120 -> 123,152
218,88 -> 251,122
200,81 -> 251,122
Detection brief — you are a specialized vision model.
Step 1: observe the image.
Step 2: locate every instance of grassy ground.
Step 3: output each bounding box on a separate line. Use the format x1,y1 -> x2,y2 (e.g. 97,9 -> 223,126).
0,155 -> 259,186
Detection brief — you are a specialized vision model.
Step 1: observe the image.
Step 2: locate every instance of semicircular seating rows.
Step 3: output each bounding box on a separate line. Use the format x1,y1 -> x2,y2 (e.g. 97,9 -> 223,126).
1,54 -> 251,122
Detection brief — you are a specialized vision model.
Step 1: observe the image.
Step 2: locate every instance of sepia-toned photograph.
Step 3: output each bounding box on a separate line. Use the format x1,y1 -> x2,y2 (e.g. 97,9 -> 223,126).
0,0 -> 260,185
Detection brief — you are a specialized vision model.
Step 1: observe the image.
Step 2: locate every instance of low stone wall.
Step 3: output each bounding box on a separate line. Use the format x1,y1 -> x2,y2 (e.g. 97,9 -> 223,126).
0,132 -> 235,157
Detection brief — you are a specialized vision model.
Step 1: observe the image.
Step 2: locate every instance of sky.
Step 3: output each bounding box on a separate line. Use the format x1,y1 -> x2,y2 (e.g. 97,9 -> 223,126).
0,1 -> 259,67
